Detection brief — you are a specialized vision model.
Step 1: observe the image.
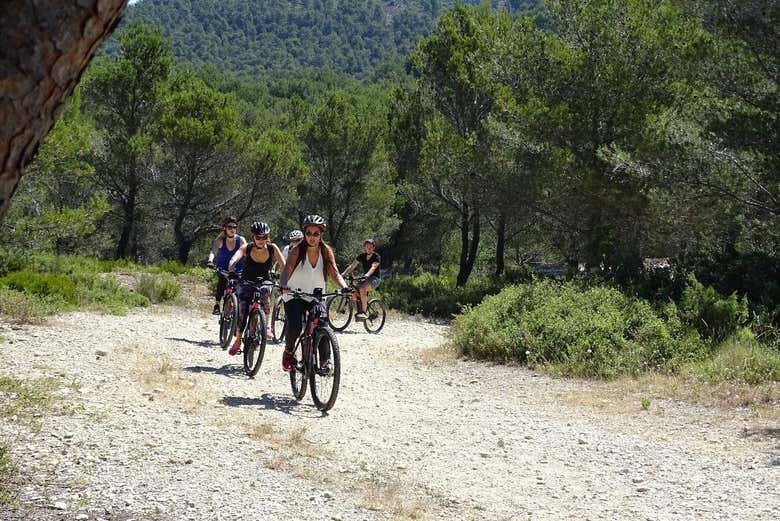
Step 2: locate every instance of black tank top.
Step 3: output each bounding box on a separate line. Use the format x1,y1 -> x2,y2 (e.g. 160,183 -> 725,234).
241,243 -> 273,282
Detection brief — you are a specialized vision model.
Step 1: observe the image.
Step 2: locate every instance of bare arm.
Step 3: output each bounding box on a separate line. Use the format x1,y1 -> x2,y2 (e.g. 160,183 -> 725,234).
366,261 -> 380,278
342,260 -> 359,276
272,244 -> 285,273
228,244 -> 247,271
207,237 -> 223,263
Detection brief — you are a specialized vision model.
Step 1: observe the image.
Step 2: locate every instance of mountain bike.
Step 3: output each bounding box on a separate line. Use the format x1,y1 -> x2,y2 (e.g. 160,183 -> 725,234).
287,288 -> 341,412
271,293 -> 286,344
326,275 -> 387,334
239,278 -> 274,377
215,268 -> 239,350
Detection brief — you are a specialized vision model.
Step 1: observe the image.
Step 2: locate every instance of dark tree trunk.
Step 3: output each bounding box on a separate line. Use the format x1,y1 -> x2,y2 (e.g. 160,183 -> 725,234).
494,212 -> 506,277
0,0 -> 128,219
116,175 -> 138,259
456,205 -> 480,287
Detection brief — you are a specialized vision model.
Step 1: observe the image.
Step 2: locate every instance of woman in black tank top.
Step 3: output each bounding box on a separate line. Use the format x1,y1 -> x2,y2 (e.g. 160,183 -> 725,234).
227,223 -> 286,355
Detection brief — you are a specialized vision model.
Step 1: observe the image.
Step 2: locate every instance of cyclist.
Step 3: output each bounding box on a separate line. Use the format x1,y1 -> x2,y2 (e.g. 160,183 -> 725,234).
206,216 -> 246,315
341,238 -> 381,321
279,214 -> 349,372
282,229 -> 303,261
226,221 -> 285,355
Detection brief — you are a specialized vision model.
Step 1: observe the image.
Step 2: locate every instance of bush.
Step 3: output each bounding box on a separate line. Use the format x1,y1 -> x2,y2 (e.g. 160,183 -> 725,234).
452,280 -> 705,378
680,274 -> 749,341
685,337 -> 780,385
136,273 -> 182,303
380,273 -> 503,318
155,260 -> 191,276
0,288 -> 65,323
0,271 -> 77,304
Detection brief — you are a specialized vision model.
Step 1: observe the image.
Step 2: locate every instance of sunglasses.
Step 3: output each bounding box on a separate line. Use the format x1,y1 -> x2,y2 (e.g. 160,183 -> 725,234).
305,231 -> 321,238
254,234 -> 268,240
226,225 -> 238,229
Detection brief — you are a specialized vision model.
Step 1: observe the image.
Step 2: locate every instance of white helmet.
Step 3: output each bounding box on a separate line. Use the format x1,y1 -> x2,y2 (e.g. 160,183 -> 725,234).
289,230 -> 304,240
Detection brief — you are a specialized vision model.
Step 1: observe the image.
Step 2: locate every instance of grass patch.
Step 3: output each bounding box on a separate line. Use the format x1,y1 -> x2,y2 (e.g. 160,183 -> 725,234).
0,375 -> 57,420
0,289 -> 63,324
361,478 -> 428,520
135,273 -> 182,304
0,444 -> 15,506
683,337 -> 780,385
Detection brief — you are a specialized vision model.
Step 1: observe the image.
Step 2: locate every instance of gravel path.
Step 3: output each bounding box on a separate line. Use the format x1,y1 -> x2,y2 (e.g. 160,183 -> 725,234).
1,306 -> 778,520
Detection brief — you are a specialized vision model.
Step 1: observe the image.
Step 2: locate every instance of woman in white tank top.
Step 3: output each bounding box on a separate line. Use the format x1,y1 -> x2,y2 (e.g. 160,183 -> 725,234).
279,214 -> 349,372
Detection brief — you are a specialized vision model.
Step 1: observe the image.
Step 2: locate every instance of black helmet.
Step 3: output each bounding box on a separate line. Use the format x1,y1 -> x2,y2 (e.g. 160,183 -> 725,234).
223,216 -> 238,226
301,214 -> 327,230
250,221 -> 271,235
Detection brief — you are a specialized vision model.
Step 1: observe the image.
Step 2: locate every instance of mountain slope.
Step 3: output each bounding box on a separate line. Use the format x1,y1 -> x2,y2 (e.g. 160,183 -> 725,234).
123,0 -> 542,76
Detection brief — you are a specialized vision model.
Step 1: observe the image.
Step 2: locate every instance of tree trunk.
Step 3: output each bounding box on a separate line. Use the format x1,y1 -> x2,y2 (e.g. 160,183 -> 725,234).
457,203 -> 470,287
456,205 -> 480,287
0,1 -> 127,219
494,212 -> 506,277
116,198 -> 136,260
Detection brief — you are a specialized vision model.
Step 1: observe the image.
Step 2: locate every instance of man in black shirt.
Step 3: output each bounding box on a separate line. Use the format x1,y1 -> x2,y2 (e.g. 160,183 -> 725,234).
342,239 -> 381,320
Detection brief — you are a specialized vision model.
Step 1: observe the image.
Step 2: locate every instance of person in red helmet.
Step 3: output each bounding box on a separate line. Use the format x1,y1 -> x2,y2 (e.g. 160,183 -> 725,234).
278,214 -> 349,372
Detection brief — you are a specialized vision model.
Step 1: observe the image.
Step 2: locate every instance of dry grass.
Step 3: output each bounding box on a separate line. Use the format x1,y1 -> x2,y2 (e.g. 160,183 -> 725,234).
360,478 -> 429,520
131,353 -> 211,411
563,373 -> 780,420
248,423 -> 326,470
419,343 -> 459,364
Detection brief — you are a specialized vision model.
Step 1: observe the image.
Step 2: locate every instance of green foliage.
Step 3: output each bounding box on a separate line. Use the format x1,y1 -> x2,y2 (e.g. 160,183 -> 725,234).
122,0 -> 541,76
684,337 -> 780,385
155,260 -> 191,276
0,272 -> 77,305
0,289 -> 64,324
680,274 -> 749,341
135,273 -> 182,303
380,273 -> 502,317
452,280 -> 706,378
0,443 -> 14,505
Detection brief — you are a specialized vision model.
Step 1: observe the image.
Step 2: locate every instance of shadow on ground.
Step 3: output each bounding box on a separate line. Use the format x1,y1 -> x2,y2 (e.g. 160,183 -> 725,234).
166,337 -> 220,349
220,393 -> 323,417
184,364 -> 245,379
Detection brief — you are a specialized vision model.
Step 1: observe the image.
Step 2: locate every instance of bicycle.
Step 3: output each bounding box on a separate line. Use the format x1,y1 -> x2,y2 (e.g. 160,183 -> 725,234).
237,277 -> 274,377
285,288 -> 341,412
271,293 -> 286,344
214,268 -> 239,350
326,275 -> 387,334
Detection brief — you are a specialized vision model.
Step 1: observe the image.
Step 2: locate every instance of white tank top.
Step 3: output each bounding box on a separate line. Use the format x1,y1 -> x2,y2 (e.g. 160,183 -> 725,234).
283,249 -> 326,302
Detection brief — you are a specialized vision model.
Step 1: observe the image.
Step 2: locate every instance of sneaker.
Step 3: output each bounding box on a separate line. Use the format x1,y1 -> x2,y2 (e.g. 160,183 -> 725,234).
282,350 -> 295,372
355,312 -> 367,321
212,303 -> 221,315
320,359 -> 333,375
229,339 -> 242,356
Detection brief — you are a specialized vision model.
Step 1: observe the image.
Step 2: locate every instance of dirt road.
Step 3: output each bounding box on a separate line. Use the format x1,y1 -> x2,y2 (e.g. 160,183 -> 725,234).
1,306 -> 778,520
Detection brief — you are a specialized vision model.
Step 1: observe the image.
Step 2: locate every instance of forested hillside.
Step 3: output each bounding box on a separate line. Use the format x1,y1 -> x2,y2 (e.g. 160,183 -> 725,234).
122,0 -> 542,75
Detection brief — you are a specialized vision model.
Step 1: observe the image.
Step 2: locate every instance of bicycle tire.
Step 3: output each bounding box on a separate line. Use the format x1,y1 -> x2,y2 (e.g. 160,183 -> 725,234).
219,293 -> 239,350
271,297 -> 286,343
309,328 -> 341,412
289,336 -> 307,401
243,309 -> 267,377
326,295 -> 352,331
363,298 -> 387,334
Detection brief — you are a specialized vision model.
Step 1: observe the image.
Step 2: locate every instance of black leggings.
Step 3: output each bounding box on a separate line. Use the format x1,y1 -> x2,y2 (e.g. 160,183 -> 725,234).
215,273 -> 228,301
284,298 -> 313,353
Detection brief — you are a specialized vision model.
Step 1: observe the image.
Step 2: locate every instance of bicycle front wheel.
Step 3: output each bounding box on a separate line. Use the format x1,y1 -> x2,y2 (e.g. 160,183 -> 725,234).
289,336 -> 307,401
219,293 -> 239,350
309,329 -> 341,412
271,297 -> 286,343
243,309 -> 267,377
363,299 -> 387,334
326,295 -> 352,331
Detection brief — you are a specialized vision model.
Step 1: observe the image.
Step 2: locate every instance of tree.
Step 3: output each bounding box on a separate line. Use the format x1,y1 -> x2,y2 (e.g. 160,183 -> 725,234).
82,21 -> 172,259
299,90 -> 394,255
0,0 -> 126,219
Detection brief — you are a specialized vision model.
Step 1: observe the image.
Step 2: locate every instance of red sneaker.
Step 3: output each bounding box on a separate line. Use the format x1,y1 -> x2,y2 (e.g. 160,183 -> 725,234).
229,339 -> 242,355
282,350 -> 295,372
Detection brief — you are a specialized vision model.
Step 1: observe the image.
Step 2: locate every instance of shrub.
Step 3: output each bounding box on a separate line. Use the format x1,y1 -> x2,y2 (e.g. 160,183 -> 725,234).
0,444 -> 15,505
0,289 -> 65,323
380,273 -> 503,318
0,271 -> 77,304
136,273 -> 182,303
451,280 -> 705,378
685,337 -> 780,385
680,274 -> 749,341
155,260 -> 191,276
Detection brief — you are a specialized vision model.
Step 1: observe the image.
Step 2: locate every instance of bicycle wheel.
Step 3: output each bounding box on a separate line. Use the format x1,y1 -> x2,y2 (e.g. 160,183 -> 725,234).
326,295 -> 352,331
363,298 -> 387,334
289,336 -> 307,401
243,309 -> 267,377
271,297 -> 286,343
219,293 -> 238,350
309,329 -> 341,412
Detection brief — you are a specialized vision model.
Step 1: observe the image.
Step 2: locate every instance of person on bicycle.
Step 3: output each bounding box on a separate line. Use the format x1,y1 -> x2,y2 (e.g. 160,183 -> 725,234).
206,216 -> 246,315
282,229 -> 303,261
279,214 -> 349,372
227,221 -> 285,355
341,238 -> 381,321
